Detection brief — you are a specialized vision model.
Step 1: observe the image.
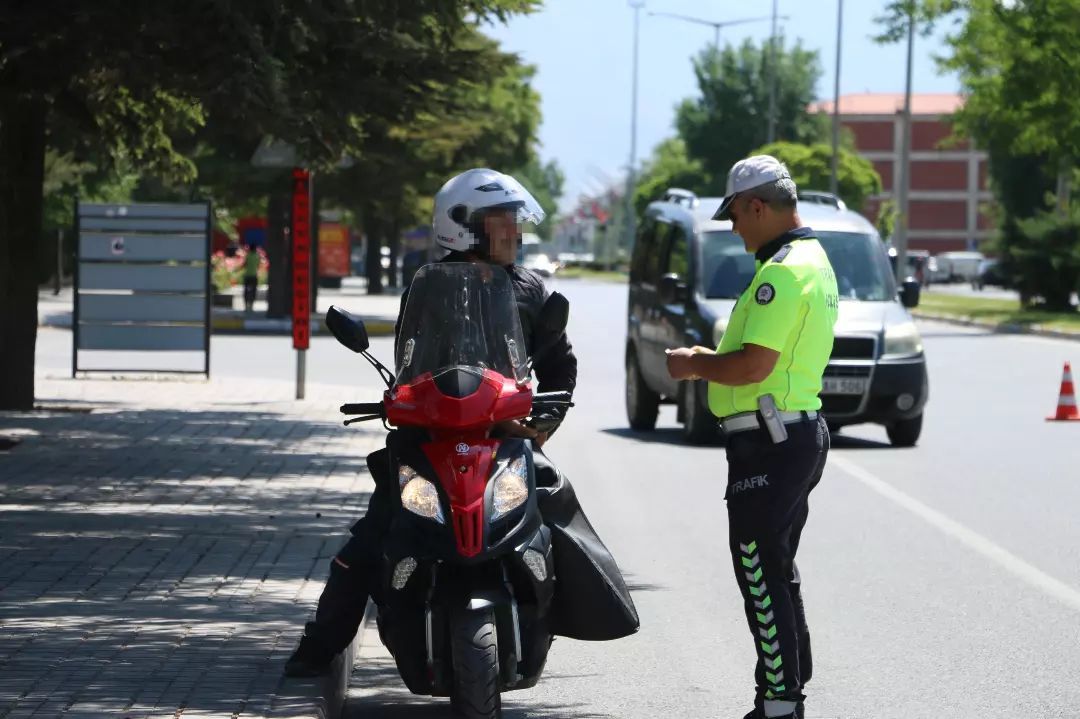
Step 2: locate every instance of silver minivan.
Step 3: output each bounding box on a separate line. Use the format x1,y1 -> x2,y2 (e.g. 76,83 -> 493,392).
625,190 -> 929,446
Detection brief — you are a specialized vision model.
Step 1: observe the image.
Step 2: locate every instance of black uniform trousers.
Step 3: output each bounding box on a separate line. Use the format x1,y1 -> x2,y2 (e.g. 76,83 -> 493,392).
724,415 -> 829,715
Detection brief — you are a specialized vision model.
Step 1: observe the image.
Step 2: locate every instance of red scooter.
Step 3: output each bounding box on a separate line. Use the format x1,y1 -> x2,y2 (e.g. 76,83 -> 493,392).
326,262 -> 572,718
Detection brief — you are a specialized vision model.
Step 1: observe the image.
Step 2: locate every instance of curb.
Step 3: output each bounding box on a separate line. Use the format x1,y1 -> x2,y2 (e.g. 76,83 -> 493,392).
212,316 -> 397,337
37,312 -> 397,338
913,310 -> 1080,342
269,602 -> 374,719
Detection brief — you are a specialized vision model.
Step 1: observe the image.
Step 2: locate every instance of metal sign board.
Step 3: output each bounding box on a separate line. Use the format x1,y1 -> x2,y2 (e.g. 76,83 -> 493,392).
74,201 -> 211,376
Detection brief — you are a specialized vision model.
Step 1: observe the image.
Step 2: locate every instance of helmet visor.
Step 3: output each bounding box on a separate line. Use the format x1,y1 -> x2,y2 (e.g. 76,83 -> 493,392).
481,174 -> 546,227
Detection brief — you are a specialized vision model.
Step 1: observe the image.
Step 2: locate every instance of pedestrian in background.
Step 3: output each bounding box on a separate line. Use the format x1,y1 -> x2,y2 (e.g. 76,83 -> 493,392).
242,243 -> 260,313
666,155 -> 839,719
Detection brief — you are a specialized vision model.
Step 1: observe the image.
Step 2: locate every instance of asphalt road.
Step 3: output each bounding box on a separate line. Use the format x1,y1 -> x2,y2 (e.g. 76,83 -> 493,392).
34,280 -> 1080,718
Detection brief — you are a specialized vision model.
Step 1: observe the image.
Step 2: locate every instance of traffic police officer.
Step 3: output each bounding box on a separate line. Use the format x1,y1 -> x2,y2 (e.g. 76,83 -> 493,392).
666,155 -> 838,719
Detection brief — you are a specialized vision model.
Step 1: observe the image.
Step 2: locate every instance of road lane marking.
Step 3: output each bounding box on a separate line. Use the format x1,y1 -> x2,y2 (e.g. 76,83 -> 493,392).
830,454 -> 1080,613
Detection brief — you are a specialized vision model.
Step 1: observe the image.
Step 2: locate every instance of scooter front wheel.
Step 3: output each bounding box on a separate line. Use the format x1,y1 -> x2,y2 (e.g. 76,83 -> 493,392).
450,607 -> 501,719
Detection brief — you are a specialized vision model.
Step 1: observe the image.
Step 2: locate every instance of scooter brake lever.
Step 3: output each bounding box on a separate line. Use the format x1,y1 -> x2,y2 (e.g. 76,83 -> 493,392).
343,415 -> 381,426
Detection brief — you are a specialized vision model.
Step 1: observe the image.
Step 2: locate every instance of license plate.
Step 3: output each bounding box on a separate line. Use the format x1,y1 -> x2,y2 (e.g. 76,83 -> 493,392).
821,377 -> 868,395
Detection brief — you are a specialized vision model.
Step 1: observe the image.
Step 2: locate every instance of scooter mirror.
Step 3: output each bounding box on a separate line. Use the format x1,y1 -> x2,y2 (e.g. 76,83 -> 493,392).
326,305 -> 370,353
536,292 -> 569,335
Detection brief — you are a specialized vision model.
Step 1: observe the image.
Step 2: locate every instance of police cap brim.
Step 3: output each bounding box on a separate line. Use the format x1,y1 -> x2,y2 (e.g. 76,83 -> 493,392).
712,193 -> 737,221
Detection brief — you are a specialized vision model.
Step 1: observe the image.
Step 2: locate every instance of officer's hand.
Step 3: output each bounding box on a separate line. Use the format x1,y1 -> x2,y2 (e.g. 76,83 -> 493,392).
690,345 -> 715,355
665,347 -> 701,381
493,419 -> 539,440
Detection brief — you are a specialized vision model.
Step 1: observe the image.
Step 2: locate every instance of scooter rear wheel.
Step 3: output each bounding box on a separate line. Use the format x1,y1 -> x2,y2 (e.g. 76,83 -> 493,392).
450,608 -> 501,719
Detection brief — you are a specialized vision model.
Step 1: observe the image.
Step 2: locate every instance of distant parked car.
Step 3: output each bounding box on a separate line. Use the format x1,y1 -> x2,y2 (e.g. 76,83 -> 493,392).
886,247 -> 933,287
519,233 -> 559,276
972,259 -> 1009,290
938,251 -> 985,282
522,252 -> 558,277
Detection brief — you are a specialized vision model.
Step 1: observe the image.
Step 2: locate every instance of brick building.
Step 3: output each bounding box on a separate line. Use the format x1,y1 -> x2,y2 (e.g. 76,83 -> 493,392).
810,93 -> 993,252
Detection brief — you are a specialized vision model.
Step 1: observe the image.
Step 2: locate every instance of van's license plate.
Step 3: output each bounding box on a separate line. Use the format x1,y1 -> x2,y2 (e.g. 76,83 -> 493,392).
821,377 -> 868,395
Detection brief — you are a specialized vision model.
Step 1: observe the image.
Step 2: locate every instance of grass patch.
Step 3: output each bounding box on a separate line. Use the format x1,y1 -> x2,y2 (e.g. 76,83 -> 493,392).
555,267 -> 629,283
917,292 -> 1080,333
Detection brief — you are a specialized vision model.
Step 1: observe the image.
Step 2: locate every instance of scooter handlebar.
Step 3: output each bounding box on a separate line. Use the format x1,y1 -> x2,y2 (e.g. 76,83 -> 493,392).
340,402 -> 385,416
531,391 -> 573,406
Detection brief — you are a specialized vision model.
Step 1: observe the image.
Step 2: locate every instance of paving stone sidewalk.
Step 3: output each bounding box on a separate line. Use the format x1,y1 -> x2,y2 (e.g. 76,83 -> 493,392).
0,375 -> 386,718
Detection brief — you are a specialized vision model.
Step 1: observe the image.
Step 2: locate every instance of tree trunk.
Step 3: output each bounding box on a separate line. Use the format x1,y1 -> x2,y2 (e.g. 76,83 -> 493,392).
364,207 -> 384,296
387,219 -> 401,290
266,190 -> 290,317
0,95 -> 47,410
1056,157 -> 1072,216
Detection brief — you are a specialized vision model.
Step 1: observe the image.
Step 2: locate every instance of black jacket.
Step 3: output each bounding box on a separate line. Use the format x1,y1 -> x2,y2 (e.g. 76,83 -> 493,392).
394,253 -> 578,406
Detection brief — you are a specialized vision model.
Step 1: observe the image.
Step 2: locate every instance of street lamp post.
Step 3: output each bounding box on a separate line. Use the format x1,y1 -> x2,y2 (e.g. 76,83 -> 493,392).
648,11 -> 779,51
625,0 -> 645,271
830,0 -> 844,195
895,12 -> 915,284
767,0 -> 779,143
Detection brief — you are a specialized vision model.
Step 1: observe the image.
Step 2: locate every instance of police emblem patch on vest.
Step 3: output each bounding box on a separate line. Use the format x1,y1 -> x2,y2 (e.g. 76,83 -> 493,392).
755,283 -> 775,305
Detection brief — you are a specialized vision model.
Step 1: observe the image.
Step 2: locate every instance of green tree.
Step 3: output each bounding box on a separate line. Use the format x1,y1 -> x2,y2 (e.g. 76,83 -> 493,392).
514,158 -> 565,241
876,199 -> 900,243
633,137 -> 711,217
1008,207 -> 1080,310
877,0 -> 1080,307
752,141 -> 883,213
317,33 -> 544,293
675,38 -> 827,194
0,0 -> 538,409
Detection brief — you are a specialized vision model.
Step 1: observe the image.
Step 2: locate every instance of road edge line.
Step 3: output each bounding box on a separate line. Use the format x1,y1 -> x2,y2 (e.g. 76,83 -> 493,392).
830,453 -> 1080,613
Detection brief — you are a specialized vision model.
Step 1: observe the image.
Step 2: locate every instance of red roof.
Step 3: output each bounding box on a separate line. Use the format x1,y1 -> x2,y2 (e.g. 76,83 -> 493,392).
809,93 -> 964,116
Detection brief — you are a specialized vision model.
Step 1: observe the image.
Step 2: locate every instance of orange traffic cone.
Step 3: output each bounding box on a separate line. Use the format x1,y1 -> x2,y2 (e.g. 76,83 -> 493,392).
1047,362 -> 1080,421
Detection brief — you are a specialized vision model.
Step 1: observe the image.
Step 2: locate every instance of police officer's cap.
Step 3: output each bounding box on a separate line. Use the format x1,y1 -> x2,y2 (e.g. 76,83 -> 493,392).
713,155 -> 795,221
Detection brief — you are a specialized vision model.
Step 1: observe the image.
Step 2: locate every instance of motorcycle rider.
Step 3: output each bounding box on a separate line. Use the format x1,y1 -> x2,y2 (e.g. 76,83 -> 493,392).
285,168 -> 638,677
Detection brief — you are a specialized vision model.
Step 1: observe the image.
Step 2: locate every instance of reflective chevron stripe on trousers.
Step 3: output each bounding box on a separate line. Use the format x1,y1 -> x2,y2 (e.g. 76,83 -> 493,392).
725,416 -> 829,718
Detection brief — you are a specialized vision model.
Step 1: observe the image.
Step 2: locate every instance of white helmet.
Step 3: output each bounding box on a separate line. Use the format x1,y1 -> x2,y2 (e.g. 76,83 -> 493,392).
432,168 -> 545,254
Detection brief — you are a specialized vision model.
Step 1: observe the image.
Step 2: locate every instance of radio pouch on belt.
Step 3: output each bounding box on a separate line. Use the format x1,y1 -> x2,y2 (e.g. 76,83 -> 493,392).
758,394 -> 789,444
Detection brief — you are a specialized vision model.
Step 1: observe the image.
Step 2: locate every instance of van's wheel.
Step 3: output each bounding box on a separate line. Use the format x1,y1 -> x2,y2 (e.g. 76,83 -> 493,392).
887,414 -> 923,447
626,351 -> 660,430
681,380 -> 717,445
450,608 -> 501,719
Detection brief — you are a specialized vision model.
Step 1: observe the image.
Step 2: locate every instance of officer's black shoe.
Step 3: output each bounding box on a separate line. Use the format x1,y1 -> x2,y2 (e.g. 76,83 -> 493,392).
284,636 -> 337,677
742,702 -> 804,719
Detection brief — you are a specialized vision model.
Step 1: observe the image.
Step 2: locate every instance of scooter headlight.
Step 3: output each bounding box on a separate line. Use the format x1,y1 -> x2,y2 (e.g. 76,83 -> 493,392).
490,456 -> 528,521
399,465 -> 445,523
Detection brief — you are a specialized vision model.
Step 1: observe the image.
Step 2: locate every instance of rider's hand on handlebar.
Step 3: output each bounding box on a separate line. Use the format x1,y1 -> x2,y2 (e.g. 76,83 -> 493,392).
494,420 -> 550,448
493,419 -> 543,441
493,419 -> 537,439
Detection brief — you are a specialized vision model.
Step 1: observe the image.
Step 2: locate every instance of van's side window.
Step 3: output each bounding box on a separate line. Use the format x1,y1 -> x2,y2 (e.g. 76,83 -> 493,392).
665,224 -> 689,280
630,218 -> 656,283
644,221 -> 670,285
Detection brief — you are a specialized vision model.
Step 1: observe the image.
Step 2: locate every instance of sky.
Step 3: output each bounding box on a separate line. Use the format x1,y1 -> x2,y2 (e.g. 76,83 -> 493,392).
485,0 -> 963,212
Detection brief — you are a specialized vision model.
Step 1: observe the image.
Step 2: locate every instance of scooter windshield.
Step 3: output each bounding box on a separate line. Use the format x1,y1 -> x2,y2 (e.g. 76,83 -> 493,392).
395,263 -> 529,386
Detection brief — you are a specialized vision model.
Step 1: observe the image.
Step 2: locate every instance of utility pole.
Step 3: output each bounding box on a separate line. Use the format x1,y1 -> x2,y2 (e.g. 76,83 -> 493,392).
895,12 -> 915,283
830,0 -> 844,196
767,0 -> 779,143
